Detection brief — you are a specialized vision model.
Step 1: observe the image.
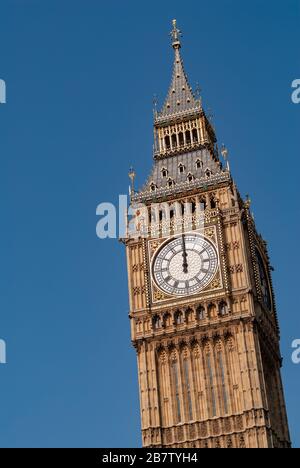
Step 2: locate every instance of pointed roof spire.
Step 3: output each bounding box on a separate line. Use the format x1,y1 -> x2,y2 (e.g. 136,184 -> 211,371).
156,20 -> 201,122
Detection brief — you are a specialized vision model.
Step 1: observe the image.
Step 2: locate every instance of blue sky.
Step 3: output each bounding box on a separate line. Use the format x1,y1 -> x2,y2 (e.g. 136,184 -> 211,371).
0,0 -> 299,448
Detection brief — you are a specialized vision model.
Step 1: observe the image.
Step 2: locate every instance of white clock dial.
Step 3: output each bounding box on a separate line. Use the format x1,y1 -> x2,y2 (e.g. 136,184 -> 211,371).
152,234 -> 219,296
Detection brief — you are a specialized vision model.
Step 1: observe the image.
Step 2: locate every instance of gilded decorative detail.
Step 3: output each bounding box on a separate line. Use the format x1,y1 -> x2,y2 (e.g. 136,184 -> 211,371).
149,239 -> 163,258
153,284 -> 171,302
205,227 -> 216,244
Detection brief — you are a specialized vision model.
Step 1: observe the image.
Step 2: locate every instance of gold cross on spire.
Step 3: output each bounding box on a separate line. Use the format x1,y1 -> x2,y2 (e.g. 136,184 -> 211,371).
171,19 -> 182,48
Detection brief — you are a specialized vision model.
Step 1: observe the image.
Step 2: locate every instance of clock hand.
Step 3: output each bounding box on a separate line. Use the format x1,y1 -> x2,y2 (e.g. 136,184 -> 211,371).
181,234 -> 188,273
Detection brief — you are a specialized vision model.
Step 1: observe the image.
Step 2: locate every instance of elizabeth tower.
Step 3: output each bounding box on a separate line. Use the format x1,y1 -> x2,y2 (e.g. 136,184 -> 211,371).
123,21 -> 290,448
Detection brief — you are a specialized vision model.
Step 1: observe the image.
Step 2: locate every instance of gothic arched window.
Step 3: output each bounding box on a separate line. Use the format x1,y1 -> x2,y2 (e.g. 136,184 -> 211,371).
175,311 -> 184,325
210,197 -> 217,209
219,301 -> 228,316
153,315 -> 162,330
200,196 -> 207,210
178,163 -> 185,174
186,307 -> 193,323
165,136 -> 171,149
196,159 -> 203,169
163,313 -> 172,328
167,178 -> 175,188
171,134 -> 177,148
182,357 -> 193,421
207,303 -> 216,319
161,167 -> 168,178
206,351 -> 217,417
192,128 -> 198,143
197,305 -> 205,320
217,348 -> 229,414
185,130 -> 191,144
171,359 -> 182,423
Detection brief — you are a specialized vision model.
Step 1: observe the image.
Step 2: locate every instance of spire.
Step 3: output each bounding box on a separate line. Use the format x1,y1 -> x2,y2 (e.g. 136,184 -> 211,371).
156,20 -> 201,121
153,21 -> 217,161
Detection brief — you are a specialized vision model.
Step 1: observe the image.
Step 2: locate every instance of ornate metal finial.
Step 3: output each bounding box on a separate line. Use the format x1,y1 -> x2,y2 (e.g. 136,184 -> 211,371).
128,166 -> 136,197
195,82 -> 201,99
207,107 -> 214,122
221,144 -> 230,171
153,94 -> 158,116
244,194 -> 252,210
195,82 -> 202,106
221,144 -> 228,159
171,19 -> 182,48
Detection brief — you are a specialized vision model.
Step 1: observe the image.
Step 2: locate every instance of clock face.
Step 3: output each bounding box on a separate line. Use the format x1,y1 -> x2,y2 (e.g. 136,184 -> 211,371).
152,233 -> 219,296
256,248 -> 272,310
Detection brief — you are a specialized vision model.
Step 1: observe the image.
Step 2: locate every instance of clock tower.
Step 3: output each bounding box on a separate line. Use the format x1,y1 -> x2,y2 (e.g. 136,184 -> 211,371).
123,21 -> 291,448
